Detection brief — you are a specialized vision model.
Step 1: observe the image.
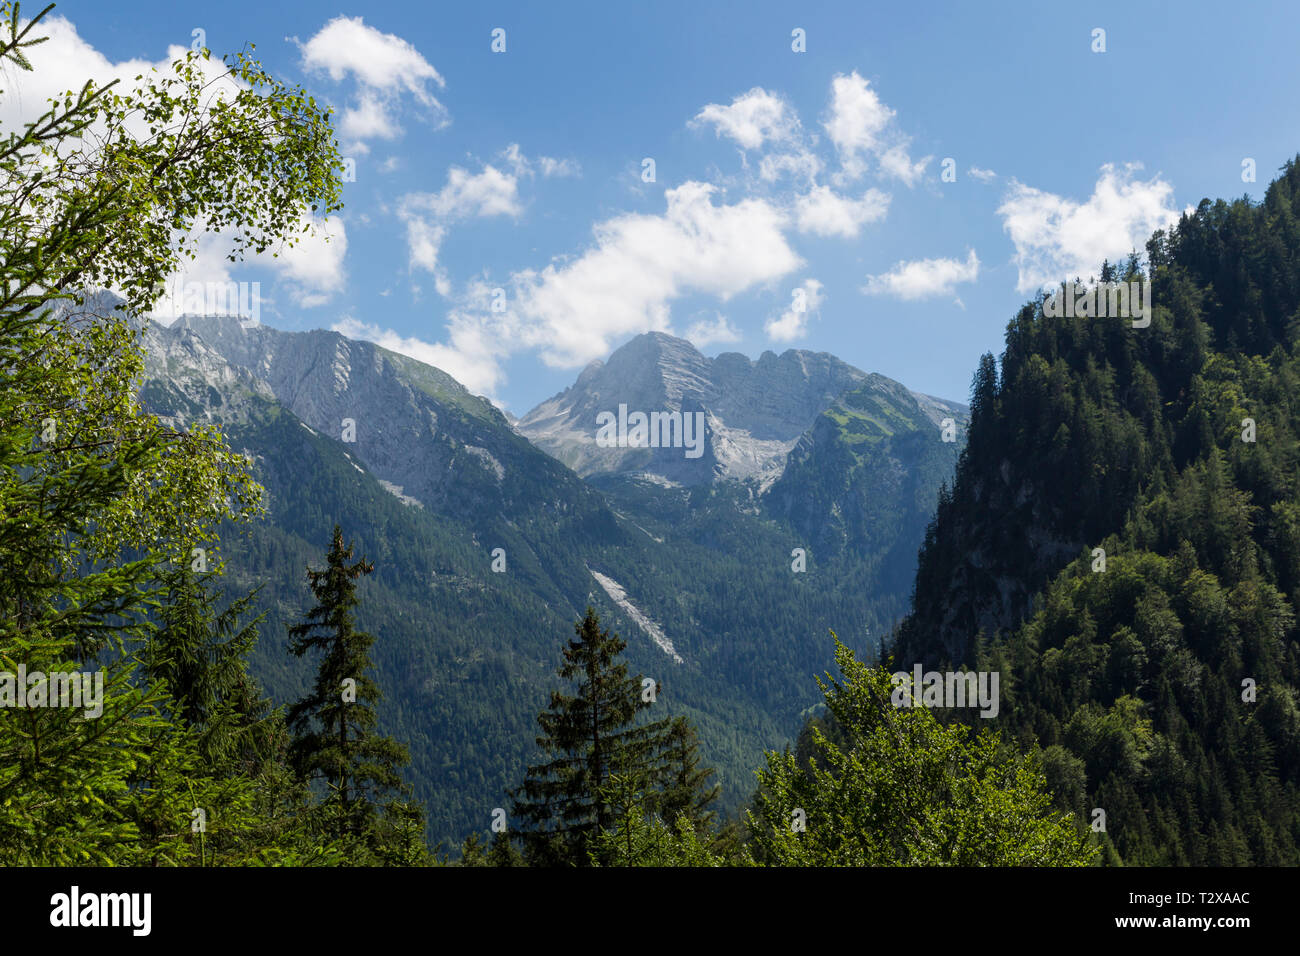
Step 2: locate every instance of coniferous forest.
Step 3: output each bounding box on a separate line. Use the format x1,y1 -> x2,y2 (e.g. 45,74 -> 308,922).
1,5 -> 1298,931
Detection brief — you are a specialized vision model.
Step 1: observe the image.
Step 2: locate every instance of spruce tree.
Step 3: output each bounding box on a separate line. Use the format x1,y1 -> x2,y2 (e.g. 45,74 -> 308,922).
145,566 -> 273,767
486,830 -> 525,867
511,606 -> 673,865
649,716 -> 720,831
287,525 -> 411,846
458,832 -> 487,866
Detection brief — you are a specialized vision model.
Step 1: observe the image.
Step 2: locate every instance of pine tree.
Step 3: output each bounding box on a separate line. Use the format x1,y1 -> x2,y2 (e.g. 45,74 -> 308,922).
510,606 -> 673,865
287,525 -> 412,847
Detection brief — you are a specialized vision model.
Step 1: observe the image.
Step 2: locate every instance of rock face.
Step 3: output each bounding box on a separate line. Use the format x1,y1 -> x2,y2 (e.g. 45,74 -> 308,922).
140,315 -> 278,427
142,316 -> 969,561
517,330 -> 960,489
143,314 -> 601,522
517,332 -> 860,485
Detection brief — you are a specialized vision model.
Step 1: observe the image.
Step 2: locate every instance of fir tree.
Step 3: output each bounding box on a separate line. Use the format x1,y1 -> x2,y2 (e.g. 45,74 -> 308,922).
588,770 -> 726,867
145,566 -> 273,767
510,606 -> 673,865
649,715 -> 720,831
486,830 -> 525,867
458,832 -> 487,866
287,525 -> 412,848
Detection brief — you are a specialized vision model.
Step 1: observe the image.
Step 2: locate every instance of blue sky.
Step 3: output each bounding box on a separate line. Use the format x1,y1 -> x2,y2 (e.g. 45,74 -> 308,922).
30,0 -> 1300,412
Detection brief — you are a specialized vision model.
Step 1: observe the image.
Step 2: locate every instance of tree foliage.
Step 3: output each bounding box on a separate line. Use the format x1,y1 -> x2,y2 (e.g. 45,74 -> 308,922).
746,638 -> 1095,866
287,524 -> 417,850
0,3 -> 421,866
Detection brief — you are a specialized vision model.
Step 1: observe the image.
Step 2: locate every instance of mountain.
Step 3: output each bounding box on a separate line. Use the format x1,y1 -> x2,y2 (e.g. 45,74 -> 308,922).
767,376 -> 969,580
139,315 -> 966,848
149,313 -> 603,522
888,159 -> 1300,864
518,331 -> 961,489
518,328 -> 968,574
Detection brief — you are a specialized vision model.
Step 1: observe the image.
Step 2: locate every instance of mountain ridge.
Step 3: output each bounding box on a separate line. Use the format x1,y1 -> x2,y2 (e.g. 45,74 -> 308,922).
517,329 -> 965,488
136,308 -> 966,848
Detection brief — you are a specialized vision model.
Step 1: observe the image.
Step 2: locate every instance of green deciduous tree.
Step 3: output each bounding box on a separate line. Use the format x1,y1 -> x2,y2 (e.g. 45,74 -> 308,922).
0,0 -> 346,864
747,637 -> 1096,866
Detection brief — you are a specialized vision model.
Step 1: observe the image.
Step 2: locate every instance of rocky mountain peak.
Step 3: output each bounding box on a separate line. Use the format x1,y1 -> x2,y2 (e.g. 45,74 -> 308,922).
516,331 -> 911,486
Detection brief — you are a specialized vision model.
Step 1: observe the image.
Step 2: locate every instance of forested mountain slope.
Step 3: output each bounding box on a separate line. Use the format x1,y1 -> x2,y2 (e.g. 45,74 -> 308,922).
140,316 -> 965,848
891,158 -> 1300,864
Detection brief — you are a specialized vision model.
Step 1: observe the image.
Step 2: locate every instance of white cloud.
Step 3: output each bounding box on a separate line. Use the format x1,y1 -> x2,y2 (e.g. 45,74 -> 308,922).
500,143 -> 529,178
685,313 -> 742,348
795,186 -> 890,238
339,91 -> 400,149
403,219 -> 447,274
765,278 -> 824,343
997,163 -> 1180,293
298,16 -> 447,151
500,143 -> 580,180
538,156 -> 581,178
758,148 -> 822,186
399,164 -> 523,289
824,72 -> 892,163
691,89 -> 824,187
692,87 -> 798,150
823,71 -> 928,186
272,216 -> 348,307
423,165 -> 522,219
509,181 -> 802,367
863,249 -> 980,300
299,16 -> 444,102
402,181 -> 802,397
968,166 -> 997,183
146,209 -> 347,320
156,215 -> 347,317
0,13 -> 240,143
878,144 -> 929,187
